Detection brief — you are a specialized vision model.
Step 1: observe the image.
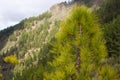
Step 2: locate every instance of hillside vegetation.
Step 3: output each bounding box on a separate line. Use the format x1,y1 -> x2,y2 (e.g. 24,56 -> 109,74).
0,0 -> 120,80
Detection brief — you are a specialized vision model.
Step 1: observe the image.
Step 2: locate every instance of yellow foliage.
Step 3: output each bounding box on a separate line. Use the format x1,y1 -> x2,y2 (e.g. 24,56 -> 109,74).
0,73 -> 2,78
98,65 -> 118,80
4,55 -> 19,65
0,65 -> 2,69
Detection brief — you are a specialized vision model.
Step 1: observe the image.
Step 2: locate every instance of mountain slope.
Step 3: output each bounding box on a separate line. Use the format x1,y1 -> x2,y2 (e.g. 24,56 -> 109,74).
0,2 -> 73,80
0,0 -> 119,80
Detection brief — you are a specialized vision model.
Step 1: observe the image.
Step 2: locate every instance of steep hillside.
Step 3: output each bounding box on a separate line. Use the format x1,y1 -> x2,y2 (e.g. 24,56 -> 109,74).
0,0 -> 119,80
0,2 -> 73,80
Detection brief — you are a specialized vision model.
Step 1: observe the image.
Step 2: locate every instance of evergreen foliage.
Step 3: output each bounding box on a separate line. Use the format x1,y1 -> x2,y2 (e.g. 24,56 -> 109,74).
44,6 -> 117,80
13,42 -> 54,80
98,0 -> 120,23
14,65 -> 44,80
0,1 -> 119,79
104,16 -> 120,57
72,0 -> 94,6
98,0 -> 120,77
104,16 -> 120,76
8,11 -> 59,79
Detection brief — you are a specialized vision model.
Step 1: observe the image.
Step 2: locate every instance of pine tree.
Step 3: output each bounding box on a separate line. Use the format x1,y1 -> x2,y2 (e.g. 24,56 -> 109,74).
98,0 -> 120,58
104,16 -> 120,76
104,16 -> 120,57
98,0 -> 120,77
44,6 -> 117,80
98,0 -> 120,23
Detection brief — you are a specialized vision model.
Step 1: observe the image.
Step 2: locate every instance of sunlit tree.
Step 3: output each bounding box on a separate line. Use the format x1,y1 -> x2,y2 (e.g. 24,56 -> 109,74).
44,6 -> 117,80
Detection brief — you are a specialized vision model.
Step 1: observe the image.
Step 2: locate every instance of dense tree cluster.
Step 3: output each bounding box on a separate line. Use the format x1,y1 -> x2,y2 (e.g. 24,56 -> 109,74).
98,0 -> 120,23
98,0 -> 120,76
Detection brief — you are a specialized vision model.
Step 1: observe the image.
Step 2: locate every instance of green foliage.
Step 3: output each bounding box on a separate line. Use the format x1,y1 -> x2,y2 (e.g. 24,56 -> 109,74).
44,6 -> 117,80
104,16 -> 120,76
18,20 -> 50,57
11,13 -> 59,79
98,0 -> 120,23
97,0 -> 120,77
38,11 -> 52,20
1,1 -> 119,79
104,16 -> 120,57
72,0 -> 94,6
14,65 -> 44,80
98,65 -> 117,80
13,42 -> 53,80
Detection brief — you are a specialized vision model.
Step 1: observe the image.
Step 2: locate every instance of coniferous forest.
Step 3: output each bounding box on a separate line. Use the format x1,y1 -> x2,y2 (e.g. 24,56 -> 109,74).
0,0 -> 120,80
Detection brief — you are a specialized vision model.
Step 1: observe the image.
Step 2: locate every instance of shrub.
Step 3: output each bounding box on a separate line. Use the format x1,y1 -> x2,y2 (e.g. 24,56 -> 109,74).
4,55 -> 19,65
9,35 -> 17,41
0,73 -> 2,78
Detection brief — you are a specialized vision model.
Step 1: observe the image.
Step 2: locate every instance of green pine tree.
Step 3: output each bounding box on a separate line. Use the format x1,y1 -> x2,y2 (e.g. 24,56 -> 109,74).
98,0 -> 120,23
98,0 -> 120,77
104,16 -> 120,57
44,6 -> 117,80
104,16 -> 120,76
